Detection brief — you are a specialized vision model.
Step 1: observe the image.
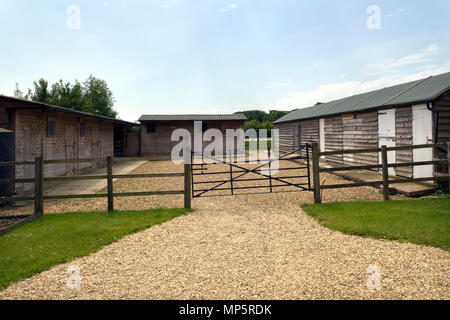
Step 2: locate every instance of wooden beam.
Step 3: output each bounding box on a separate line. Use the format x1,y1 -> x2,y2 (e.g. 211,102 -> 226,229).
312,143 -> 321,204
381,146 -> 390,201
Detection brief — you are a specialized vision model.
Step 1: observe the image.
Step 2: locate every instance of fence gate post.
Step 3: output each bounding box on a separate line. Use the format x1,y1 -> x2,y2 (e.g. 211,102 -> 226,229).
107,156 -> 114,212
381,145 -> 390,201
34,157 -> 44,216
184,147 -> 192,209
312,143 -> 321,204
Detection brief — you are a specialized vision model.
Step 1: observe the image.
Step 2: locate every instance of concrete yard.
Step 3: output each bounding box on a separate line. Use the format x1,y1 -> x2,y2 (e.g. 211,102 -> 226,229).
320,161 -> 436,197
44,160 -> 148,196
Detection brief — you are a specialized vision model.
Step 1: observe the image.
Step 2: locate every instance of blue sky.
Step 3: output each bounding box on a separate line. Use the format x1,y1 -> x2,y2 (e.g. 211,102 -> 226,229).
1,0 -> 449,122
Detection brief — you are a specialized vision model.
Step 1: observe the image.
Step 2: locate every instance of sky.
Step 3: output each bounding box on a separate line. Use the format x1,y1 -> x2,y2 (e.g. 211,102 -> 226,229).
0,0 -> 449,123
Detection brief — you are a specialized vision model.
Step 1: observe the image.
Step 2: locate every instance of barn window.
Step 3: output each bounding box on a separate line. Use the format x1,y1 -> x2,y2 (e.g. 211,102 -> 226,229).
146,123 -> 156,133
202,123 -> 208,132
47,118 -> 56,137
80,122 -> 86,137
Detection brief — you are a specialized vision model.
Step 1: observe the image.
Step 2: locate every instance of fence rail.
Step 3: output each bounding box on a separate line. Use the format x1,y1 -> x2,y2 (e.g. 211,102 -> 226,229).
0,155 -> 192,216
312,141 -> 450,203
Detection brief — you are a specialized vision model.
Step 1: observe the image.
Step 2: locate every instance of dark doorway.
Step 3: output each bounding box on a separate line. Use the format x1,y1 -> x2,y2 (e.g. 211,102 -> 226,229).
0,129 -> 14,196
113,125 -> 125,157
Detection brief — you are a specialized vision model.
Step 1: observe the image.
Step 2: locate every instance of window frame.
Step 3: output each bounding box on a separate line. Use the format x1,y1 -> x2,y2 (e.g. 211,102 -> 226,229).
80,122 -> 86,137
146,123 -> 156,133
47,117 -> 56,137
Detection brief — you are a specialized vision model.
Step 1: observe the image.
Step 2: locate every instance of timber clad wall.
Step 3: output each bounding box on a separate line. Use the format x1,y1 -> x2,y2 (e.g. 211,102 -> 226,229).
395,107 -> 413,178
277,123 -> 295,154
434,92 -> 450,174
435,92 -> 450,144
141,121 -> 245,155
0,107 -> 9,124
300,119 -> 319,145
13,109 -> 114,192
125,131 -> 140,157
342,111 -> 378,166
275,120 -> 319,154
324,116 -> 343,164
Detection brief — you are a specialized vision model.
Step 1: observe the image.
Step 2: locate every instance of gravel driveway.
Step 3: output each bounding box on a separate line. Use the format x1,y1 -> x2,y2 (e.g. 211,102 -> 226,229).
0,160 -> 448,299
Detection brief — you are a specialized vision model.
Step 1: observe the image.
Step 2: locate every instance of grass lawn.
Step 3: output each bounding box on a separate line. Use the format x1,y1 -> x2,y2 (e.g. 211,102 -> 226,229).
302,198 -> 450,251
245,139 -> 272,151
0,208 -> 188,290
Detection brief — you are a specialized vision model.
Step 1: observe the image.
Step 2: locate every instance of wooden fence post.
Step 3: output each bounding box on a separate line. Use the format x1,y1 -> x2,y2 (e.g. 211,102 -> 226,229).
312,143 -> 321,204
107,156 -> 114,212
381,145 -> 390,201
184,147 -> 192,209
34,156 -> 44,216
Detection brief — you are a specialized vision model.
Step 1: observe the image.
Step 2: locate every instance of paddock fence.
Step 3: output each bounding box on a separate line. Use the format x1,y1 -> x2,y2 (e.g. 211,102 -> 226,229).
0,154 -> 192,234
311,142 -> 450,203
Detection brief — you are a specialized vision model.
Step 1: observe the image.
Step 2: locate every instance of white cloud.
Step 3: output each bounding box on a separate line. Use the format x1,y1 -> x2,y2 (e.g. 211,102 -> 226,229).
364,44 -> 440,77
220,3 -> 237,13
276,61 -> 450,109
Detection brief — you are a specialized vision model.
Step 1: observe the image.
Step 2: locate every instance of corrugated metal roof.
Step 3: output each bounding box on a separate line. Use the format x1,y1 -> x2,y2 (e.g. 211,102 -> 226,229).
0,95 -> 138,126
139,114 -> 247,122
274,71 -> 450,124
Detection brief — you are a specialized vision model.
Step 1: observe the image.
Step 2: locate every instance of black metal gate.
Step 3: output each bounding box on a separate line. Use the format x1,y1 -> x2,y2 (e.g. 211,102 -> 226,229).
191,145 -> 312,198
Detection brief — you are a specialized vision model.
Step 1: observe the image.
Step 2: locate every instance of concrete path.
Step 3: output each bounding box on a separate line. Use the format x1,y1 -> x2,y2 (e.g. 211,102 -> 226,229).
320,162 -> 435,197
44,161 -> 147,196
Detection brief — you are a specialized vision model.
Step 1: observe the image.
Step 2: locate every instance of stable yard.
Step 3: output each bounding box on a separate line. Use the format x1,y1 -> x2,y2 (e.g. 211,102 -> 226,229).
0,159 -> 449,300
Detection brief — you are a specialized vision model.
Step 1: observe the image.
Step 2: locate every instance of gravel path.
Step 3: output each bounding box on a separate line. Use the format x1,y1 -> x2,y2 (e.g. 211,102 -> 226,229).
0,160 -> 448,299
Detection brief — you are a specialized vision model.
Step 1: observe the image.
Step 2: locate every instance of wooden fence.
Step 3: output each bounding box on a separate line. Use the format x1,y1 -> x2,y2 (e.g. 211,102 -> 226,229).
0,152 -> 192,216
311,142 -> 450,203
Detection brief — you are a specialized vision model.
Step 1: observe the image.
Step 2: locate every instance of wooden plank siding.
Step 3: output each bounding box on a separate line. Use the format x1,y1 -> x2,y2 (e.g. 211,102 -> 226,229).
300,119 -> 319,145
276,123 -> 295,154
395,106 -> 413,178
342,112 -> 378,167
434,91 -> 450,175
324,116 -> 343,164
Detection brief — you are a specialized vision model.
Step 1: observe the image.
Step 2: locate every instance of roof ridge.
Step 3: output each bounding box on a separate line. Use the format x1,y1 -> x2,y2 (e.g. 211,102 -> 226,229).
346,88 -> 385,111
381,76 -> 432,106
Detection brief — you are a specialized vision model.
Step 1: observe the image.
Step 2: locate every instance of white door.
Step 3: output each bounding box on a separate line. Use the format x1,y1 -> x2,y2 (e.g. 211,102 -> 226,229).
319,118 -> 325,157
412,104 -> 433,179
378,109 -> 396,176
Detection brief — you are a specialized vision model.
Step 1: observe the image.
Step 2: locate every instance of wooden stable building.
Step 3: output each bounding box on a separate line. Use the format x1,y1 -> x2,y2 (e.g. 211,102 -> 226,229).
0,95 -> 139,195
274,72 -> 450,179
139,114 -> 247,155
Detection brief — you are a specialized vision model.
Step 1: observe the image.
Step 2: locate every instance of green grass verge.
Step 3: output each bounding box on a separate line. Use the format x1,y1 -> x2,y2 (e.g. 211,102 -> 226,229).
0,208 -> 188,290
302,199 -> 450,251
245,139 -> 272,151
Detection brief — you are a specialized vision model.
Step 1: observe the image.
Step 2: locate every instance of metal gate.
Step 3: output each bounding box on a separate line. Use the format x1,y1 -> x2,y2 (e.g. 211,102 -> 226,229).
191,145 -> 312,198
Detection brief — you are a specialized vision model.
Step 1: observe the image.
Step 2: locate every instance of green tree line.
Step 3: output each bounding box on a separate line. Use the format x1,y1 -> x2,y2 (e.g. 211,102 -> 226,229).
14,75 -> 117,118
235,110 -> 291,137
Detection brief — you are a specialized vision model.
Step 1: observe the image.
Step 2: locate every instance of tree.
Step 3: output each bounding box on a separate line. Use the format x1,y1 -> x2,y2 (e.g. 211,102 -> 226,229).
50,80 -> 84,111
82,75 -> 117,118
14,83 -> 24,99
31,79 -> 51,104
16,75 -> 118,118
236,109 -> 291,137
